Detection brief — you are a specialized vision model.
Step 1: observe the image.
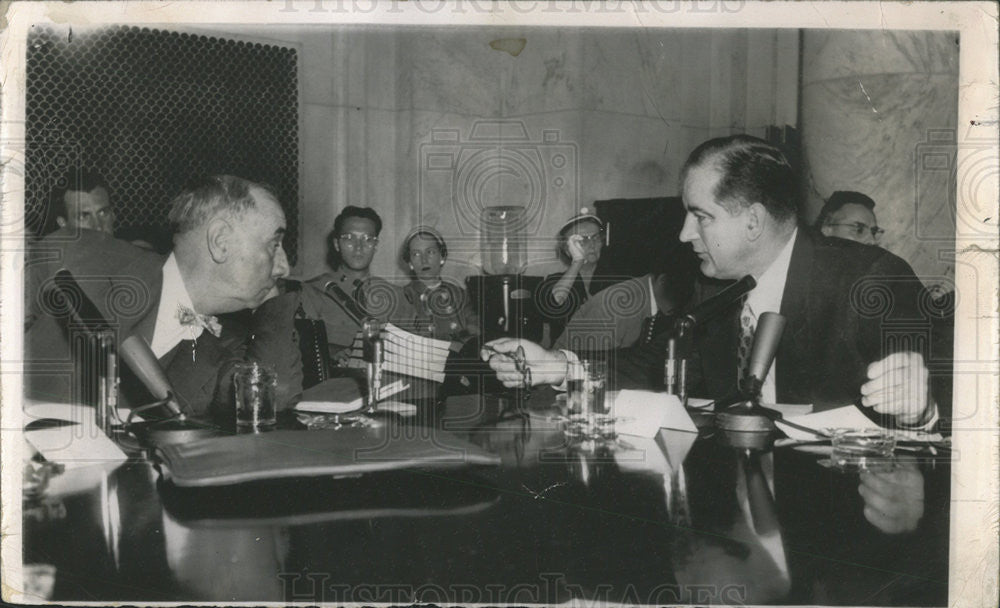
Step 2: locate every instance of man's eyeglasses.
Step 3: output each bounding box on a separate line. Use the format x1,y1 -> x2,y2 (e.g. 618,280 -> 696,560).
574,232 -> 604,244
826,222 -> 884,239
338,233 -> 379,247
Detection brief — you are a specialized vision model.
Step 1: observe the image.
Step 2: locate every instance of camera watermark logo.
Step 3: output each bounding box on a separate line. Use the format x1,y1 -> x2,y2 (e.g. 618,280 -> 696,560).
914,127 -> 999,240
419,120 -> 578,237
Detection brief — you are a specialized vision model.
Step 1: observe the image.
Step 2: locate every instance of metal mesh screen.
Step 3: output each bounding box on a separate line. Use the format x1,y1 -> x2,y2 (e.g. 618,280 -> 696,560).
26,25 -> 300,263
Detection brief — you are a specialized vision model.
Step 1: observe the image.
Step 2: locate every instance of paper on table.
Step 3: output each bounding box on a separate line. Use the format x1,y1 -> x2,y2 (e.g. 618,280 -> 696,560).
295,379 -> 409,413
25,425 -> 127,470
614,390 -> 697,437
777,405 -> 944,442
23,398 -> 138,425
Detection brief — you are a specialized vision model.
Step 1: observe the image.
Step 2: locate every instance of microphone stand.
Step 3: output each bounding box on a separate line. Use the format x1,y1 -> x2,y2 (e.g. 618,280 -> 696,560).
663,317 -> 693,407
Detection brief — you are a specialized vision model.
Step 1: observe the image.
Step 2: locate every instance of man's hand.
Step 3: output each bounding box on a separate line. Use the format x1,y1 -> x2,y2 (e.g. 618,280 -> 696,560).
858,460 -> 925,534
481,338 -> 569,387
566,234 -> 587,263
860,352 -> 933,426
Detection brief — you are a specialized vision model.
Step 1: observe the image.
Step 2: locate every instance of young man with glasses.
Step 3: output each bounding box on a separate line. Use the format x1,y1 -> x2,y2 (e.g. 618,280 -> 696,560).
297,206 -> 401,366
816,191 -> 885,246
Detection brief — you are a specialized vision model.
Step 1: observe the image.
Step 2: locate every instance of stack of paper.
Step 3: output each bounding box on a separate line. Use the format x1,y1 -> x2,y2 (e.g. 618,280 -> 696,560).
776,405 -> 945,442
345,323 -> 451,383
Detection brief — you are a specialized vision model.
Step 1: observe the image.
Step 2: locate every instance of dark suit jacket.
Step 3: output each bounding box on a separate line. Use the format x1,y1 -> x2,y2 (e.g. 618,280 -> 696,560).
24,229 -> 301,417
620,229 -> 950,418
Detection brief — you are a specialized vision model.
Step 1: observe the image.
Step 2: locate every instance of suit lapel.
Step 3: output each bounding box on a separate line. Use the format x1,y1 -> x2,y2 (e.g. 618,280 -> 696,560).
777,230 -> 814,400
160,335 -> 230,413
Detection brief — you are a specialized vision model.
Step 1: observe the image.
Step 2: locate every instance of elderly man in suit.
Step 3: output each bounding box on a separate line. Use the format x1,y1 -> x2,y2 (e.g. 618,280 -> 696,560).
25,175 -> 302,417
484,135 -> 943,428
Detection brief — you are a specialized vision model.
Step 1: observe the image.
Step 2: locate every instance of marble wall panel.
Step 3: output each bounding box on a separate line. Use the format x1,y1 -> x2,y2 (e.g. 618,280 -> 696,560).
801,30 -> 958,287
803,30 -> 959,85
291,27 -> 797,282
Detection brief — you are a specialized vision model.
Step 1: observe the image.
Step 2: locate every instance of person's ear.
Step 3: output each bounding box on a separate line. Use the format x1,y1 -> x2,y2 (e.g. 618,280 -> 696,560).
55,216 -> 67,228
333,237 -> 341,254
746,203 -> 765,242
206,217 -> 233,263
820,224 -> 833,237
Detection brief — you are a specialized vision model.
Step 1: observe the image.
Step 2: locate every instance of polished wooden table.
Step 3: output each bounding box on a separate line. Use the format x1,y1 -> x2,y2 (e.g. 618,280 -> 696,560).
22,390 -> 950,605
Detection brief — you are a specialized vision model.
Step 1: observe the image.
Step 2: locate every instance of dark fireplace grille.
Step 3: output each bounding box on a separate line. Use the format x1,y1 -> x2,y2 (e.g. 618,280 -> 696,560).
26,24 -> 300,263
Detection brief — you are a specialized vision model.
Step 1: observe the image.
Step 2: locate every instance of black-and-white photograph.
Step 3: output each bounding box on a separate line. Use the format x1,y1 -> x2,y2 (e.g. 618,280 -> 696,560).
1,2 -> 997,606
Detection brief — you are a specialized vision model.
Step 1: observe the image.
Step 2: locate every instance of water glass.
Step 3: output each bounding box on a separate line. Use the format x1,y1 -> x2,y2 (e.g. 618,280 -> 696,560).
235,361 -> 277,431
831,428 -> 896,471
566,359 -> 612,439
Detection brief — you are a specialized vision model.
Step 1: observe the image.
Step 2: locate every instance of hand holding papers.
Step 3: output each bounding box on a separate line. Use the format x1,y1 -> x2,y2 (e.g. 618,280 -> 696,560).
346,323 -> 450,383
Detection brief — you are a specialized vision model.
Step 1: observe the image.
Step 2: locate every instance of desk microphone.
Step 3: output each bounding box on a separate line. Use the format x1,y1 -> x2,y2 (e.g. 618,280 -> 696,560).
119,335 -> 218,446
665,275 -> 757,402
715,312 -> 787,437
742,312 -> 787,397
119,335 -> 185,419
681,275 -> 757,327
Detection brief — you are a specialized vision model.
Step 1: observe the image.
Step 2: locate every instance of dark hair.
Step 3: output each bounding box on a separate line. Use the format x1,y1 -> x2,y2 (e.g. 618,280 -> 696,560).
49,167 -> 109,223
167,175 -> 276,234
325,206 -> 383,270
815,191 -> 876,228
402,228 -> 447,263
680,135 -> 798,223
333,205 -> 382,237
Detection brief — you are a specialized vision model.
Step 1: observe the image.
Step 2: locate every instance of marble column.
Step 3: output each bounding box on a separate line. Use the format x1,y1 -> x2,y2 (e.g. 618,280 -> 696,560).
800,30 -> 959,287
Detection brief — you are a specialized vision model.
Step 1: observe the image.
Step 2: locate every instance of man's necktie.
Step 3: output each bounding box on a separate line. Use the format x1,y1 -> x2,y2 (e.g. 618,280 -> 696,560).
177,305 -> 222,338
737,300 -> 757,385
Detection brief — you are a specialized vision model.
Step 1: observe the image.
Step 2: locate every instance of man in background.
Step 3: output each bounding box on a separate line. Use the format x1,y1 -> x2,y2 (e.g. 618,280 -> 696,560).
47,167 -> 115,235
815,190 -> 884,246
297,205 -> 403,366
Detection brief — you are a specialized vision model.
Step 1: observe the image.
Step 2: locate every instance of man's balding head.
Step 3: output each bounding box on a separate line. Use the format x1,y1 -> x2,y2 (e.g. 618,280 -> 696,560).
169,175 -> 290,313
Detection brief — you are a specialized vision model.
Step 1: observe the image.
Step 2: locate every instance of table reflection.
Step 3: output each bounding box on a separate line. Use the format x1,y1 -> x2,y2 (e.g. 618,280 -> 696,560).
21,390 -> 948,605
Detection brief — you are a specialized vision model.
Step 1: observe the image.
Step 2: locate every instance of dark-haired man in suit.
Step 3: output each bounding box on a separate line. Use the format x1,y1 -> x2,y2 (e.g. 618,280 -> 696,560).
484,135 -> 944,428
25,175 -> 302,417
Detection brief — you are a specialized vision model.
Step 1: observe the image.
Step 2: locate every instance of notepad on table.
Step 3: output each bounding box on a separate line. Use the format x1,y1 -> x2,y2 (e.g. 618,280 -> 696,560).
295,378 -> 409,414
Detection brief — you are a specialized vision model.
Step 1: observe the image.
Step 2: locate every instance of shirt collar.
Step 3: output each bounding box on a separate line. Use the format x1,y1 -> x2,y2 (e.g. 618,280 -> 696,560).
746,228 -> 798,315
149,253 -> 201,358
162,253 -> 196,310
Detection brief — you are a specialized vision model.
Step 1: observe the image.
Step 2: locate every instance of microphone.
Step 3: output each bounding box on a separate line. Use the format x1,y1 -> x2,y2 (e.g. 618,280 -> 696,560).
119,335 -> 185,419
744,312 -> 787,395
715,312 -> 788,437
52,269 -> 113,332
666,275 -> 755,402
681,275 -> 757,327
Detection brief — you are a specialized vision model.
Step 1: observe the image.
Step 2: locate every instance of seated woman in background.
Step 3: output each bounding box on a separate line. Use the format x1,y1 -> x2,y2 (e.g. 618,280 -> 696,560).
537,208 -> 619,345
399,226 -> 479,350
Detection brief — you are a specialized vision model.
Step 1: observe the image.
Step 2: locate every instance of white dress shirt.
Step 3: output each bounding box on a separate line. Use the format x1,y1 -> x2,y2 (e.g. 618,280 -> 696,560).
744,229 -> 798,406
149,253 -> 207,358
